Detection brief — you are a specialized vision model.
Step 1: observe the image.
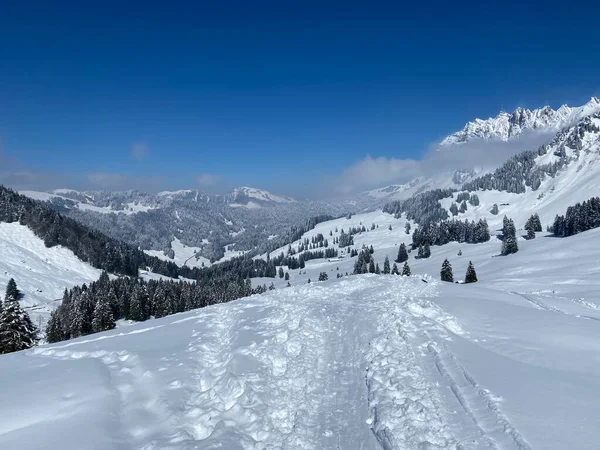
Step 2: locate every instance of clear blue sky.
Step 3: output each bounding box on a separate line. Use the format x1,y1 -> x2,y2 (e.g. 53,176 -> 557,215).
1,1 -> 599,196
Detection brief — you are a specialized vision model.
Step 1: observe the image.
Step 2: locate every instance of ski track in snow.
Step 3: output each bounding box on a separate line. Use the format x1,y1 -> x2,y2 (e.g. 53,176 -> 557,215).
11,276 -> 534,450
511,291 -> 600,321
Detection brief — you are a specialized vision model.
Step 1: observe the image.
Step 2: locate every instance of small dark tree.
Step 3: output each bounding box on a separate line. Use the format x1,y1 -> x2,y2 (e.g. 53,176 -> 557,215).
402,262 -> 411,276
396,243 -> 408,263
5,278 -> 19,302
391,263 -> 399,275
422,242 -> 431,258
368,260 -> 376,273
449,202 -> 459,216
278,267 -> 284,278
383,256 -> 391,274
465,261 -> 478,283
375,263 -> 381,274
526,227 -> 535,240
284,272 -> 290,281
440,259 -> 453,282
405,223 -> 411,234
318,271 -> 329,282
490,203 -> 499,215
459,200 -> 468,213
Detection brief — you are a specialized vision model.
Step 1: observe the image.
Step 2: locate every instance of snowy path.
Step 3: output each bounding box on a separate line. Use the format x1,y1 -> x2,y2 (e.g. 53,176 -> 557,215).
0,276 -> 535,450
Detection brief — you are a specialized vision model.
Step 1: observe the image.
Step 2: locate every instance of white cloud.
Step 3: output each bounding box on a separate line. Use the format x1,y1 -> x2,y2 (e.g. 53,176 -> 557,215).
195,173 -> 221,187
333,129 -> 557,195
333,155 -> 422,194
131,143 -> 149,160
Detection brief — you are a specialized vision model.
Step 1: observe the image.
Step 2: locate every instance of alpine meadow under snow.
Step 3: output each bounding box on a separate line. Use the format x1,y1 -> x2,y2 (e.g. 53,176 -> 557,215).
3,96 -> 600,449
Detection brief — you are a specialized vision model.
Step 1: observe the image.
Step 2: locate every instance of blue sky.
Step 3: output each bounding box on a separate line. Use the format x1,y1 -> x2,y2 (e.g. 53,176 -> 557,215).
1,1 -> 599,197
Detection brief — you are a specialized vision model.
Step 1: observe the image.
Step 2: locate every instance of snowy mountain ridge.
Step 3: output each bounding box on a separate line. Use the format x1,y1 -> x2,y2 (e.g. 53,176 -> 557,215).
440,96 -> 600,146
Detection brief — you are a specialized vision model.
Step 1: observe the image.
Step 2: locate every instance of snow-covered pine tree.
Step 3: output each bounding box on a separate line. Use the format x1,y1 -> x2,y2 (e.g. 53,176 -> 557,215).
0,280 -> 37,354
405,222 -> 411,234
383,256 -> 391,274
375,263 -> 381,274
368,260 -> 376,273
278,267 -> 284,278
465,261 -> 478,283
501,233 -> 519,255
459,200 -> 468,213
440,259 -> 453,282
526,227 -> 535,240
391,263 -> 399,275
284,272 -> 290,281
318,272 -> 328,281
91,294 -> 116,333
490,203 -> 499,215
396,243 -> 408,263
402,262 -> 411,276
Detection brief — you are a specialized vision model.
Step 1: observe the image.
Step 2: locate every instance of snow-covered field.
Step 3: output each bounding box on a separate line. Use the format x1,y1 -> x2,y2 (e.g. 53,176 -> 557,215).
2,222 -> 600,448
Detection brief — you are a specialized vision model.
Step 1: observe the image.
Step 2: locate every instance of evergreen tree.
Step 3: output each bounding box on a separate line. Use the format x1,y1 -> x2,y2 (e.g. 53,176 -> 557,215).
526,227 -> 535,240
405,222 -> 411,234
375,263 -> 381,274
449,202 -> 459,216
396,243 -> 408,263
45,310 -> 64,343
318,271 -> 328,281
501,233 -> 519,255
383,256 -> 391,274
391,263 -> 399,275
92,295 -> 116,333
533,213 -> 542,232
465,261 -> 478,283
268,282 -> 275,290
501,217 -> 519,255
5,278 -> 19,302
278,267 -> 284,278
284,272 -> 290,281
422,242 -> 431,258
490,203 -> 499,215
459,200 -> 468,213
440,259 -> 453,282
0,289 -> 37,354
402,262 -> 411,276
368,259 -> 376,273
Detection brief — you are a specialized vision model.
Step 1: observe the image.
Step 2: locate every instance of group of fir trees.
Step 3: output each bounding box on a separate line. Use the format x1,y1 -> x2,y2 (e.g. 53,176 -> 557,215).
552,197 -> 600,237
412,219 -> 490,248
524,213 -> 542,239
46,271 -> 266,344
440,260 -> 478,284
0,279 -> 38,354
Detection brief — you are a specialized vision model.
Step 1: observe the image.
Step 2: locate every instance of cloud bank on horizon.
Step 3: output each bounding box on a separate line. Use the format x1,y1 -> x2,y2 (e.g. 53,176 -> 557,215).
0,128 -> 558,198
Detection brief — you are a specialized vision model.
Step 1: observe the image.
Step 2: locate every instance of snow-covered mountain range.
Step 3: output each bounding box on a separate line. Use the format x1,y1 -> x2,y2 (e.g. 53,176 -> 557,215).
440,96 -> 600,146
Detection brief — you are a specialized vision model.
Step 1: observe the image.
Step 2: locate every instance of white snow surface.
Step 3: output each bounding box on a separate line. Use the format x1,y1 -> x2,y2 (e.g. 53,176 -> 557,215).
3,223 -> 600,448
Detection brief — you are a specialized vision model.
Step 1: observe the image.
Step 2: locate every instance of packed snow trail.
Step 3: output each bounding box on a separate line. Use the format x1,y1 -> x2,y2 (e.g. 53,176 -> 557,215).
0,276 -> 531,450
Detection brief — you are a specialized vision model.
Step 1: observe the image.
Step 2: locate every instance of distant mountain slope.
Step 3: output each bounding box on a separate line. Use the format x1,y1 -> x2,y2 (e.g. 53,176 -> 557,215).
20,187 -> 361,263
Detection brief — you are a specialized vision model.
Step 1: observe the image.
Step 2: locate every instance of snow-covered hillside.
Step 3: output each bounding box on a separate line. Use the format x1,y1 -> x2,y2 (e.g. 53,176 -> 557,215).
4,223 -> 600,448
0,222 -> 102,324
440,96 -> 600,146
